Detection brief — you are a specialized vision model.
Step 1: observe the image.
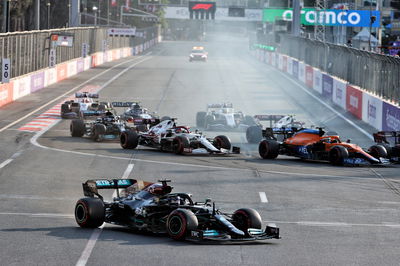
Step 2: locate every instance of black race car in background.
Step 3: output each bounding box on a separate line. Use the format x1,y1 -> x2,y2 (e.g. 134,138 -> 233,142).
112,102 -> 161,131
70,111 -> 134,142
75,179 -> 280,242
373,131 -> 400,163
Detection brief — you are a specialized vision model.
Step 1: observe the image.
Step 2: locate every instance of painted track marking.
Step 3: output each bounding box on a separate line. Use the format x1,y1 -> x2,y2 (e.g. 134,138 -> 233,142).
259,192 -> 268,203
75,224 -> 104,266
0,151 -> 23,169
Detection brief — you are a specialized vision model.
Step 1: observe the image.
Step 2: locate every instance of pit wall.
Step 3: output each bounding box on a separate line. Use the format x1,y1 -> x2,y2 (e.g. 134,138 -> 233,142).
0,38 -> 159,108
251,49 -> 400,132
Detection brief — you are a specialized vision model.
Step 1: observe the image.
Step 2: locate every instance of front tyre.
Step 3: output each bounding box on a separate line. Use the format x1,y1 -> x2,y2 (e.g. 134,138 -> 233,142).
70,119 -> 85,137
166,209 -> 198,240
368,145 -> 388,159
213,135 -> 231,150
173,136 -> 190,154
75,198 -> 105,228
120,130 -> 139,149
329,145 -> 349,165
232,208 -> 262,232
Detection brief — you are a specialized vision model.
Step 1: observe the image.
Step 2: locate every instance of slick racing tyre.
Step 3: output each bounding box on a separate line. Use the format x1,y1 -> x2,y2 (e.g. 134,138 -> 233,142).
244,115 -> 256,126
213,135 -> 231,150
368,145 -> 388,159
196,112 -> 206,128
329,145 -> 349,165
161,116 -> 171,121
246,126 -> 262,144
259,140 -> 279,159
75,198 -> 105,228
120,130 -> 139,149
61,103 -> 70,118
70,119 -> 85,137
232,208 -> 262,232
166,209 -> 198,240
173,136 -> 190,154
93,124 -> 106,142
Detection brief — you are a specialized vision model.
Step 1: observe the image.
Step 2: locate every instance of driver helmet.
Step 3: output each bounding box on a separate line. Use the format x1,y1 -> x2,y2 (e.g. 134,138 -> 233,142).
145,183 -> 169,196
133,103 -> 140,110
105,111 -> 113,116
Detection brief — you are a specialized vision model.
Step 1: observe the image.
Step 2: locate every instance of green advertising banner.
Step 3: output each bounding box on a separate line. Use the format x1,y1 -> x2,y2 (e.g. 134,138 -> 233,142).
263,8 -> 381,27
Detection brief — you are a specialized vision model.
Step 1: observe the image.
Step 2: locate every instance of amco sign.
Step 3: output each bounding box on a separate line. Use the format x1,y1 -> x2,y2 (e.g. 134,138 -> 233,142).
263,8 -> 380,27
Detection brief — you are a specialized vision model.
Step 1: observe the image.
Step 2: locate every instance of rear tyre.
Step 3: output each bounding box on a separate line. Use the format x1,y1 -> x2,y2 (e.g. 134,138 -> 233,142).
246,126 -> 262,144
120,130 -> 139,149
93,124 -> 106,142
232,208 -> 262,232
196,112 -> 207,128
173,136 -> 190,154
70,119 -> 85,137
329,145 -> 349,165
368,145 -> 387,159
259,140 -> 279,159
244,115 -> 256,126
213,135 -> 231,150
166,209 -> 198,240
74,198 -> 105,228
61,103 -> 70,117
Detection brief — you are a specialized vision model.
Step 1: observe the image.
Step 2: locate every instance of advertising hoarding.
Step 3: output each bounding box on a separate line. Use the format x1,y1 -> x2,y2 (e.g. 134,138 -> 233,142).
332,77 -> 347,109
346,85 -> 363,119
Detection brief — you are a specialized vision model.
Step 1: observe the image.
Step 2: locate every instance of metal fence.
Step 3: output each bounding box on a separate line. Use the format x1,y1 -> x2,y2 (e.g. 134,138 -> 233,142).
278,34 -> 400,105
0,26 -> 158,79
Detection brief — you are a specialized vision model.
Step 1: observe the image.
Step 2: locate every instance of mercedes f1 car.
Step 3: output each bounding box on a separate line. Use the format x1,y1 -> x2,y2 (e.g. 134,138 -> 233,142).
189,46 -> 207,62
74,179 -> 280,242
246,115 -> 305,143
373,131 -> 400,163
120,119 -> 240,155
61,92 -> 111,119
258,127 -> 389,166
112,102 -> 160,131
70,111 -> 133,142
196,103 -> 256,131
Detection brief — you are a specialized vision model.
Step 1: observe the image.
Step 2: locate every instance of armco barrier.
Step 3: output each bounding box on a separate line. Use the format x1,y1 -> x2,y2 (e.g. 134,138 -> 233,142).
253,48 -> 400,131
0,37 -> 159,108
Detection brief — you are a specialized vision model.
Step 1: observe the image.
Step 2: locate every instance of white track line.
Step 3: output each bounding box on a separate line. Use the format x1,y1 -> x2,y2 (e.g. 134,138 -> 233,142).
0,151 -> 23,169
0,54 -> 149,133
75,224 -> 105,266
259,192 -> 268,203
122,163 -> 135,179
0,212 -> 73,218
279,71 -> 374,140
267,220 -> 400,228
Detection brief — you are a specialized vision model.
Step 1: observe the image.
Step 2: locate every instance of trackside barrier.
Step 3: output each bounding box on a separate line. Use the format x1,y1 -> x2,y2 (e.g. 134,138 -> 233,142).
253,48 -> 400,131
0,37 -> 159,108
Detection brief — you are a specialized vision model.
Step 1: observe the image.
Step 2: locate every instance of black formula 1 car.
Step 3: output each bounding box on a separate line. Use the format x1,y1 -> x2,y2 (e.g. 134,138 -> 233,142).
196,103 -> 256,131
258,127 -> 389,166
246,115 -> 305,143
112,102 -> 161,131
120,119 -> 240,155
61,92 -> 111,119
74,179 -> 280,242
373,131 -> 400,163
70,111 -> 133,142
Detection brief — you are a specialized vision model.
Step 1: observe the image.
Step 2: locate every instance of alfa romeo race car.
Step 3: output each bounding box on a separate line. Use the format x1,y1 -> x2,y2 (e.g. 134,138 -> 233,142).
120,119 -> 240,155
258,127 -> 389,166
196,103 -> 256,130
373,131 -> 400,163
61,92 -> 111,118
189,46 -> 207,62
75,179 -> 280,242
112,101 -> 161,131
70,111 -> 133,142
246,115 -> 305,143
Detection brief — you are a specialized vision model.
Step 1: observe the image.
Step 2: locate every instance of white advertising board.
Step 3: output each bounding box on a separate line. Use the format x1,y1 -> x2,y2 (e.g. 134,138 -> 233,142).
332,77 -> 347,109
362,92 -> 383,130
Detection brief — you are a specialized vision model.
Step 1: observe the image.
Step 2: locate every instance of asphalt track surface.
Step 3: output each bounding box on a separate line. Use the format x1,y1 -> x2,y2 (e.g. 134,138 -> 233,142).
0,34 -> 399,266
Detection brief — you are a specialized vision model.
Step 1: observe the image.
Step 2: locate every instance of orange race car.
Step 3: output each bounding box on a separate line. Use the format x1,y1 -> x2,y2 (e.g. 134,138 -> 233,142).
258,128 -> 389,166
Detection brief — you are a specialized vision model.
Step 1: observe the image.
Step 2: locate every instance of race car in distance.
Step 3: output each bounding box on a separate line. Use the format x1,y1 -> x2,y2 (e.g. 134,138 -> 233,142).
258,127 -> 389,166
112,102 -> 161,131
246,115 -> 305,143
373,131 -> 400,163
74,179 -> 280,242
196,103 -> 257,130
61,92 -> 111,118
70,111 -> 134,142
120,119 -> 240,155
189,46 -> 207,62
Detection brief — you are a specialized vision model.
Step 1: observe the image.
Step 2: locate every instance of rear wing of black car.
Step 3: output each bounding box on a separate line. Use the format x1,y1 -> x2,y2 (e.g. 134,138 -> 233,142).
253,115 -> 286,127
81,110 -> 106,117
112,102 -> 136,108
373,131 -> 400,145
83,179 -> 138,200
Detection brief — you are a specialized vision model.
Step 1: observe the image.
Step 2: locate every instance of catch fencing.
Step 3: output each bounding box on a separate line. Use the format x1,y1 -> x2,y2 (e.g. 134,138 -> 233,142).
278,34 -> 400,105
0,26 -> 158,79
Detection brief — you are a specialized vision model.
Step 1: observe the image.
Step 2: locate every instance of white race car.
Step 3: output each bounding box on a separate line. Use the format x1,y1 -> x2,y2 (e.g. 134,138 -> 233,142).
196,103 -> 256,130
61,92 -> 111,118
120,119 -> 240,155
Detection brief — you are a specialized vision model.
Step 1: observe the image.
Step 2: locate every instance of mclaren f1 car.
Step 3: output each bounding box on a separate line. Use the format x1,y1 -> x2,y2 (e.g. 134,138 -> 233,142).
74,179 -> 280,242
120,119 -> 240,155
258,127 -> 389,166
